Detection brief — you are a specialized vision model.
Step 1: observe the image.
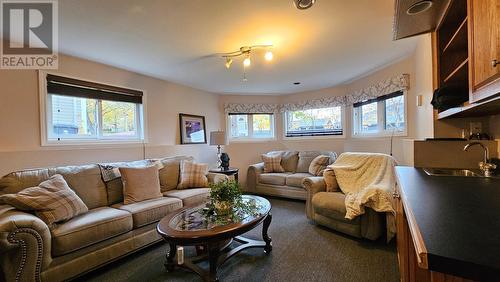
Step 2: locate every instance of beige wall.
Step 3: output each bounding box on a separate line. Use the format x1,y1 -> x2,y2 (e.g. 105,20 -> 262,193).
0,54 -> 221,176
220,54 -> 423,187
413,34 -> 435,138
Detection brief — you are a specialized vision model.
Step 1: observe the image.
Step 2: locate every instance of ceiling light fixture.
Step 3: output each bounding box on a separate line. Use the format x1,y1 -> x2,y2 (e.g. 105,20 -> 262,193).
293,0 -> 316,10
221,44 -> 273,80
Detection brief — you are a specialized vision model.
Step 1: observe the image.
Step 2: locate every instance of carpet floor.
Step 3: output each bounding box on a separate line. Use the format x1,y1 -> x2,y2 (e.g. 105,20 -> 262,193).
76,197 -> 399,282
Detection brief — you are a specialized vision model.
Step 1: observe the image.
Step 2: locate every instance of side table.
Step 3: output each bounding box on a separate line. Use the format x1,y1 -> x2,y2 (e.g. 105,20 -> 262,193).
209,167 -> 239,182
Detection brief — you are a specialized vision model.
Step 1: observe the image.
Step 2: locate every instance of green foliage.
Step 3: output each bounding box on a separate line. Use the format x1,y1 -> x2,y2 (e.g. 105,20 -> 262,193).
208,180 -> 242,203
199,180 -> 261,226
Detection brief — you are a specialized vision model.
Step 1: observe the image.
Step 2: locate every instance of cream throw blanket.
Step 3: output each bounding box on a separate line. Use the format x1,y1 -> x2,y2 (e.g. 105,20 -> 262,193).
330,152 -> 397,241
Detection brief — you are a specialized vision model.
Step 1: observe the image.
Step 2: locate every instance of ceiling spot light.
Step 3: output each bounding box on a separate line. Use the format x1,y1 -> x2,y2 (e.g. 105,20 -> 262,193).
265,51 -> 273,61
225,58 -> 233,69
406,1 -> 433,15
293,0 -> 316,10
243,56 -> 251,67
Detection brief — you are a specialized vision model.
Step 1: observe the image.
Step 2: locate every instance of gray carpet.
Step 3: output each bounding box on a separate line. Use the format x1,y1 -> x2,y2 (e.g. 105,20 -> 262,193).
77,197 -> 399,282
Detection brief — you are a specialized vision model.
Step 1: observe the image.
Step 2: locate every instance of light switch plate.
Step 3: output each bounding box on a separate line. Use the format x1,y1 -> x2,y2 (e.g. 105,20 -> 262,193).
469,122 -> 482,134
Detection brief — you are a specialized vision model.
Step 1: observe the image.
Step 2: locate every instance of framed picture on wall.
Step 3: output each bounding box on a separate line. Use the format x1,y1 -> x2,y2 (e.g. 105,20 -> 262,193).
179,113 -> 207,144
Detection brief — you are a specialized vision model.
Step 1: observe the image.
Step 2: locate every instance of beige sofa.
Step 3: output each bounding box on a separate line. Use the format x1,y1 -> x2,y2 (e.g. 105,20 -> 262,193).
0,156 -> 226,282
247,151 -> 337,200
303,173 -> 383,240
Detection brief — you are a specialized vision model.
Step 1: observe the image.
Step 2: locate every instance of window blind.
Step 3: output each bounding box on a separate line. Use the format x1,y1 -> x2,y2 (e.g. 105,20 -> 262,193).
352,90 -> 403,108
46,74 -> 143,104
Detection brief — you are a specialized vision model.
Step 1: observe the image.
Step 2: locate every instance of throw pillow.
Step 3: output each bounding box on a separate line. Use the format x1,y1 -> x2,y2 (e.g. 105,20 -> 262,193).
119,166 -> 163,204
0,174 -> 88,227
262,154 -> 285,173
178,161 -> 209,189
323,167 -> 340,192
308,155 -> 330,176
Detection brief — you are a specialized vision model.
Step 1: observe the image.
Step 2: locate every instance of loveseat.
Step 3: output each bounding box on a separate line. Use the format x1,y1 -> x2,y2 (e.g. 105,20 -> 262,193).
247,151 -> 337,200
0,156 -> 226,282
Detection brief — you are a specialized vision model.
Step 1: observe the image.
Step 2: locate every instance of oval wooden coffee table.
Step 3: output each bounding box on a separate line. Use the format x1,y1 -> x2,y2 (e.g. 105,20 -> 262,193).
157,195 -> 272,282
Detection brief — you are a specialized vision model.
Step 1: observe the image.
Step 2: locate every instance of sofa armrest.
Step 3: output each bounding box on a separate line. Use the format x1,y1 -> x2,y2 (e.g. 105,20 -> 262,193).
246,163 -> 264,192
207,173 -> 229,184
302,177 -> 326,219
0,204 -> 52,282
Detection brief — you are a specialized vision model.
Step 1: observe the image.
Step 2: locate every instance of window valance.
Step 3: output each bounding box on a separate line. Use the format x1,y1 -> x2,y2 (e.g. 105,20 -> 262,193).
279,95 -> 347,112
345,74 -> 410,105
224,103 -> 279,114
224,74 -> 410,114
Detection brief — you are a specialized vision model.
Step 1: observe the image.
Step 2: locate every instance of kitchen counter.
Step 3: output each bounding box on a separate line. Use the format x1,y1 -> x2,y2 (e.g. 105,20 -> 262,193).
395,166 -> 500,280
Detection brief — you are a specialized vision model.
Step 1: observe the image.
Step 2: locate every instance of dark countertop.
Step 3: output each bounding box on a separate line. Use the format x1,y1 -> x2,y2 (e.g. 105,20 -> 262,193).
395,166 -> 500,281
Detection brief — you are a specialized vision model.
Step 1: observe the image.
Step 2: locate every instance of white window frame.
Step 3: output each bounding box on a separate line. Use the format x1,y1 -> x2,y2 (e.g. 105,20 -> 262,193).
39,71 -> 147,146
283,106 -> 346,140
227,113 -> 276,142
352,91 -> 407,138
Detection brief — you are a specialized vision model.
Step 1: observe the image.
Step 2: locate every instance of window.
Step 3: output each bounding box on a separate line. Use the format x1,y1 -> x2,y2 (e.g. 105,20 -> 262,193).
43,74 -> 144,144
353,91 -> 406,136
228,113 -> 274,140
285,106 -> 343,137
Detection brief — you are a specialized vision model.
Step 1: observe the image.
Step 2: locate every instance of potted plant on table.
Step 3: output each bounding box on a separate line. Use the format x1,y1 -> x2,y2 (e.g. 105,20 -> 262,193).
208,180 -> 242,215
201,180 -> 261,225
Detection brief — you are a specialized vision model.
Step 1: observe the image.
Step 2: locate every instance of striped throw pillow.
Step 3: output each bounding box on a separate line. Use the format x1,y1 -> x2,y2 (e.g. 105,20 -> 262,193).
178,161 -> 209,189
308,155 -> 330,176
262,154 -> 285,173
0,174 -> 88,227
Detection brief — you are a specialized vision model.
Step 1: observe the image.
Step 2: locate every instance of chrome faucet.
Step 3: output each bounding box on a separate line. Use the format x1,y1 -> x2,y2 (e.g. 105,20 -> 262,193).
463,142 -> 497,177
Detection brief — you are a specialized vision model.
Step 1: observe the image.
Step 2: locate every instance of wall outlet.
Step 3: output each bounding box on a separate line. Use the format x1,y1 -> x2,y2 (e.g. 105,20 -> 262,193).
470,122 -> 482,134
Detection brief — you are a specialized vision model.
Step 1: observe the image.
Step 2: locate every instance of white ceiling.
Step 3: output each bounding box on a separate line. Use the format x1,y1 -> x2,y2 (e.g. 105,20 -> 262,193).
58,0 -> 418,95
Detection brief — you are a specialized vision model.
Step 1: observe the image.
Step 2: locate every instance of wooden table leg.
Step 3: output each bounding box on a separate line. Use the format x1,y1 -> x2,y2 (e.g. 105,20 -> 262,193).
262,212 -> 272,254
208,243 -> 221,282
165,243 -> 177,272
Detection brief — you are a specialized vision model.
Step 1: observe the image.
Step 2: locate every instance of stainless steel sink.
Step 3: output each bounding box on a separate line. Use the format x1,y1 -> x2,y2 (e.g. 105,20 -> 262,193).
423,168 -> 484,177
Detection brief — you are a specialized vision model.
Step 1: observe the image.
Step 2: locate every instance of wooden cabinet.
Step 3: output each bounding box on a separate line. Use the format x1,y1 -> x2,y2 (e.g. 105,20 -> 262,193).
468,0 -> 500,102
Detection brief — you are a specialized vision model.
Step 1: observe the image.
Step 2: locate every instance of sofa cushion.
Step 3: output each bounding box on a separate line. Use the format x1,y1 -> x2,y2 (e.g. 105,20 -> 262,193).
262,154 -> 285,173
163,188 -> 210,207
53,164 -> 108,209
258,173 -> 291,186
285,173 -> 313,188
0,174 -> 89,227
309,155 -> 330,176
0,168 -> 51,195
296,151 -> 337,173
267,151 -> 299,172
177,161 -> 209,189
99,160 -> 155,205
119,166 -> 163,204
50,207 -> 132,256
158,156 -> 194,192
112,197 -> 182,228
312,192 -> 354,223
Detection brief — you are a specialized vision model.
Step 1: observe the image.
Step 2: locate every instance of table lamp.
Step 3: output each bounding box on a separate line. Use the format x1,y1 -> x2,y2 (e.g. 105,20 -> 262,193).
209,131 -> 228,168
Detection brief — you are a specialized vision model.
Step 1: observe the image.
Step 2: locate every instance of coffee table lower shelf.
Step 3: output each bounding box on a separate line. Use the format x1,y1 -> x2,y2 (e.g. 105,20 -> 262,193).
165,234 -> 272,282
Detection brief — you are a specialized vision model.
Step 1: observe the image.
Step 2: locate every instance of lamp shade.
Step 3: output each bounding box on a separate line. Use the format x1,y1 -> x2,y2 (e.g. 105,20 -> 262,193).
209,131 -> 227,146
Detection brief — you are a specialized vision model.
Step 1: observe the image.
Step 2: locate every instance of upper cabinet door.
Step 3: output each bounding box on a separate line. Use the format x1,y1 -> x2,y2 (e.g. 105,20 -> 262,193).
469,0 -> 500,101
